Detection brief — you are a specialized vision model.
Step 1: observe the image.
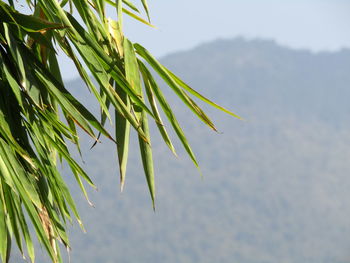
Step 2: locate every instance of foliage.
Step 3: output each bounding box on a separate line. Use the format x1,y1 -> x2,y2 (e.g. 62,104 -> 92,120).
0,0 -> 238,262
27,39 -> 350,263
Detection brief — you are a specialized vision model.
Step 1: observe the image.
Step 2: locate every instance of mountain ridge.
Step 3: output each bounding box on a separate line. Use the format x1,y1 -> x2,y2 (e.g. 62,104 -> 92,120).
159,37 -> 350,126
13,38 -> 350,263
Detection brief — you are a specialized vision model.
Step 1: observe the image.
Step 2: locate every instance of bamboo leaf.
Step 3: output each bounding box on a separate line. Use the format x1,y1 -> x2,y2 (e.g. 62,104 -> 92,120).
43,132 -> 95,189
61,35 -> 112,123
116,0 -> 123,29
138,109 -> 155,208
0,3 -> 66,32
139,60 -> 176,155
140,0 -> 151,22
34,70 -> 113,142
124,38 -> 142,95
66,30 -> 148,140
137,62 -> 200,168
0,0 -> 236,260
124,37 -> 142,122
122,0 -> 140,13
115,89 -> 131,192
0,189 -> 8,263
107,18 -> 124,57
12,196 -> 35,263
66,13 -> 154,118
134,43 -> 217,131
122,8 -> 154,28
0,142 -> 41,209
0,144 -> 56,261
105,0 -> 140,13
165,68 -> 243,120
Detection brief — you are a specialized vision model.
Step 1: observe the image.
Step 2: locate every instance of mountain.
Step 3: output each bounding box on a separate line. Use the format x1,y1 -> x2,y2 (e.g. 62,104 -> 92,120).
12,38 -> 350,263
162,38 -> 350,124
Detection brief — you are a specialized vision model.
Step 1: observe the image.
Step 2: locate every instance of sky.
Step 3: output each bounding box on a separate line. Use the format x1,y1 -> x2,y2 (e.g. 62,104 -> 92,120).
59,0 -> 350,80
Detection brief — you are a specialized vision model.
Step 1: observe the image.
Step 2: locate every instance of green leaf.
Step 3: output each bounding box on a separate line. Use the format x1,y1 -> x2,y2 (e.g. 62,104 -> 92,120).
138,109 -> 155,209
0,143 -> 56,261
34,70 -> 113,142
0,0 -> 237,261
12,196 -> 35,263
165,68 -> 243,120
115,89 -> 131,192
66,30 -> 148,141
134,43 -> 217,131
139,60 -> 176,155
66,13 -> 154,118
43,131 -> 95,189
124,38 -> 142,95
122,0 -> 140,13
137,62 -> 200,168
116,0 -> 123,29
0,3 -> 66,32
140,0 -> 151,22
0,186 -> 9,263
61,35 -> 111,123
107,18 -> 124,57
124,37 -> 142,120
123,8 -> 154,28
105,0 -> 140,13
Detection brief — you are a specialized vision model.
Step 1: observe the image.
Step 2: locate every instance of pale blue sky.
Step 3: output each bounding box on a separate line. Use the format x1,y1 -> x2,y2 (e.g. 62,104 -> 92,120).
59,0 -> 350,80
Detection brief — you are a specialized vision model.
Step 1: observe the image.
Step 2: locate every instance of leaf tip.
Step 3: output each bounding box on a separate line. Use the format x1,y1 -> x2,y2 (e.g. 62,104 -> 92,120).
120,180 -> 125,192
171,147 -> 178,157
152,200 -> 156,212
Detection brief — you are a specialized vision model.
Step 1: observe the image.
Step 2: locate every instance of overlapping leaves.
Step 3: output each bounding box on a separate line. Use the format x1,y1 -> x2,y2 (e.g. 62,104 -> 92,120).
0,0 -> 240,262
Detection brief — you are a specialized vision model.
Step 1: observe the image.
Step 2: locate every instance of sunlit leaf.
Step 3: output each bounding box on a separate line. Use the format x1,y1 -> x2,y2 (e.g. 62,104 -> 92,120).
0,0 -> 238,261
138,61 -> 200,168
138,108 -> 155,208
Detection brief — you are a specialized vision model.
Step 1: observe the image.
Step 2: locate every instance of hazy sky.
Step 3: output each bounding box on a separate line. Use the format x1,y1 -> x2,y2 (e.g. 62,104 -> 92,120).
59,0 -> 350,80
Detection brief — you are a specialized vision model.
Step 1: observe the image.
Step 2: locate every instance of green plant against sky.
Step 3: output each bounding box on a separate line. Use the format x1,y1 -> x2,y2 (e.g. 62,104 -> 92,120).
0,0 -> 239,262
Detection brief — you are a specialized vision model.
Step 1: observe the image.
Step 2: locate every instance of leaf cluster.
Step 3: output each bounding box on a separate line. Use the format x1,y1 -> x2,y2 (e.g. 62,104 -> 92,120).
0,0 -> 238,262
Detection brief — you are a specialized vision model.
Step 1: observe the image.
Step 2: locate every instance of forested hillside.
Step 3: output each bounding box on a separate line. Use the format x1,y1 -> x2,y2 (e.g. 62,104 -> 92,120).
13,38 -> 350,263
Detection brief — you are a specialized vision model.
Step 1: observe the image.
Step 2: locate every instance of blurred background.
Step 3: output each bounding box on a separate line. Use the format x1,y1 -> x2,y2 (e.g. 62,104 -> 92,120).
16,1 -> 350,262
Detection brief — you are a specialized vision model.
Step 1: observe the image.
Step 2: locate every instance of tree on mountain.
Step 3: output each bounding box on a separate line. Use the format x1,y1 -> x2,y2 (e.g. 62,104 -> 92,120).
0,0 -> 239,262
